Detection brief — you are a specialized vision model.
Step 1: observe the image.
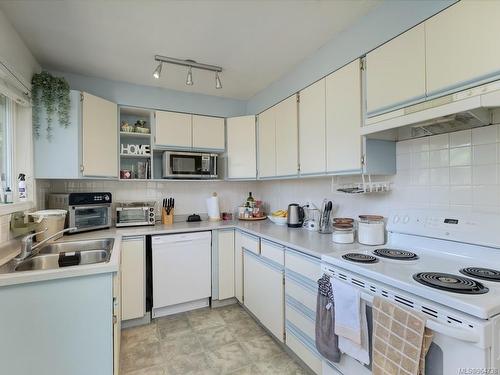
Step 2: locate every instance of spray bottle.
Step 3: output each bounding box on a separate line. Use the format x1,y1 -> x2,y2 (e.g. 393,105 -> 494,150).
18,173 -> 27,201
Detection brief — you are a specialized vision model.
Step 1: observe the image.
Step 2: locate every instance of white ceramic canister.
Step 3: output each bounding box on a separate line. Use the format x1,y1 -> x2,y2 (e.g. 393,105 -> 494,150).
357,215 -> 385,245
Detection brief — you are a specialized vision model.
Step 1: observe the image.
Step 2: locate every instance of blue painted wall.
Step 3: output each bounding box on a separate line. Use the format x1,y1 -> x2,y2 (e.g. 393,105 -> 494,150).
48,69 -> 247,118
246,0 -> 456,114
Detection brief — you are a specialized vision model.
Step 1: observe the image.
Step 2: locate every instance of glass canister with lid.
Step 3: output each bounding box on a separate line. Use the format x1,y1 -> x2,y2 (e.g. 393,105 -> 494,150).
332,222 -> 355,244
357,215 -> 385,245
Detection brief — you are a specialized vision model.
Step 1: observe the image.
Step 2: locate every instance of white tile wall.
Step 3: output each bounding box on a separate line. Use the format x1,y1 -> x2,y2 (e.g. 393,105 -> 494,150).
394,125 -> 500,213
37,179 -> 259,221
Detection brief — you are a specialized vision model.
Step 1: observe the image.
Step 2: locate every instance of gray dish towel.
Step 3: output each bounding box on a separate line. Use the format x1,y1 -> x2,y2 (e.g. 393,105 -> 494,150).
315,274 -> 341,363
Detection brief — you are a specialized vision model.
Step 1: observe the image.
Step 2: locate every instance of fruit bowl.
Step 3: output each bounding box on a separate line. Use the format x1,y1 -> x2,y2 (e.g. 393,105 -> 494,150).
268,215 -> 287,226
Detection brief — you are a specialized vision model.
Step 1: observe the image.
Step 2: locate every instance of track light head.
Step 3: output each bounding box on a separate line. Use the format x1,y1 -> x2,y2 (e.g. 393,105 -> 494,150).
186,66 -> 193,86
153,62 -> 162,79
215,71 -> 222,89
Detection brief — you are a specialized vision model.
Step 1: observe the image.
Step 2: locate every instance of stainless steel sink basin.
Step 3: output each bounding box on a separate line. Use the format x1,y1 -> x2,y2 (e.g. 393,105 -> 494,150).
37,238 -> 114,255
0,238 -> 114,274
15,250 -> 110,271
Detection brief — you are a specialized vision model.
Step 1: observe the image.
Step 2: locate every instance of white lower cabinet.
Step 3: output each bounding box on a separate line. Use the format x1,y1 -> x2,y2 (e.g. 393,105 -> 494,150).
285,248 -> 322,374
121,236 -> 146,321
244,249 -> 285,342
234,230 -> 244,304
286,328 -> 323,375
213,229 -> 235,301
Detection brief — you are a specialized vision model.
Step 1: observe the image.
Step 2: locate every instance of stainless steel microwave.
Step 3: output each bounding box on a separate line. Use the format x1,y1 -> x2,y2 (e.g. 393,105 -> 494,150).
162,151 -> 218,179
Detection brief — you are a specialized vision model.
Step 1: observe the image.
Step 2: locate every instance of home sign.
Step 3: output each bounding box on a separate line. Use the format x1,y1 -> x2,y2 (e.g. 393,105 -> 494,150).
121,144 -> 151,156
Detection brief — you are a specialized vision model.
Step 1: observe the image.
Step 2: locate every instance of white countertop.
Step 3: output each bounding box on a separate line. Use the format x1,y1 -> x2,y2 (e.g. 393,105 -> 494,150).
0,219 -> 364,287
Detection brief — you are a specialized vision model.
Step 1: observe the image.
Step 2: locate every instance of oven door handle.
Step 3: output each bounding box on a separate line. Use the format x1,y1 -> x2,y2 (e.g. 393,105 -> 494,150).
424,320 -> 479,343
360,292 -> 480,343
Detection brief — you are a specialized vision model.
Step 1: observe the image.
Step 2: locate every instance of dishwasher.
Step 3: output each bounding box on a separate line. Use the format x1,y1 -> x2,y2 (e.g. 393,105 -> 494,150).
151,231 -> 212,318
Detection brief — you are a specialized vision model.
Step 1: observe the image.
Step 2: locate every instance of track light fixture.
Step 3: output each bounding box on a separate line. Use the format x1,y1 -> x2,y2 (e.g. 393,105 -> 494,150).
153,62 -> 162,79
186,66 -> 193,86
215,71 -> 222,89
153,55 -> 222,89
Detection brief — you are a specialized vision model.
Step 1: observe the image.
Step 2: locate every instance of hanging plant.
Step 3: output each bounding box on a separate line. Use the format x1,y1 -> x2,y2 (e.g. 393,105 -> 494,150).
31,71 -> 70,139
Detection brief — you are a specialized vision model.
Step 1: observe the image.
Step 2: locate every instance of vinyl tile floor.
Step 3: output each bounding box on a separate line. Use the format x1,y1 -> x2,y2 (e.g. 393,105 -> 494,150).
120,304 -> 311,375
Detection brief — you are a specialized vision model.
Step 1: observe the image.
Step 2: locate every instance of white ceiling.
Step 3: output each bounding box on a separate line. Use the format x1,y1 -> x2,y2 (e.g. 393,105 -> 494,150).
0,0 -> 380,100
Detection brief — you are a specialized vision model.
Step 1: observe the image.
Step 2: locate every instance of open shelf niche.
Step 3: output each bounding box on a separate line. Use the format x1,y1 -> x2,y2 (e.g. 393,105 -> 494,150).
119,106 -> 153,180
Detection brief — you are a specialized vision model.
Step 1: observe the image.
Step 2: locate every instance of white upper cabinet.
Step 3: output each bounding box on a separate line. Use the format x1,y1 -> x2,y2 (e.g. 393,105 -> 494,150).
257,106 -> 276,178
299,79 -> 326,175
82,92 -> 118,177
226,115 -> 256,179
155,111 -> 224,150
155,111 -> 192,148
192,115 -> 225,150
366,24 -> 426,116
425,1 -> 500,96
326,60 -> 362,173
275,95 -> 298,177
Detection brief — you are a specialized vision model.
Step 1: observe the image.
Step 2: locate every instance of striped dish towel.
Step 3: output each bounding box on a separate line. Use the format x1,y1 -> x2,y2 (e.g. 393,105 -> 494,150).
372,296 -> 433,375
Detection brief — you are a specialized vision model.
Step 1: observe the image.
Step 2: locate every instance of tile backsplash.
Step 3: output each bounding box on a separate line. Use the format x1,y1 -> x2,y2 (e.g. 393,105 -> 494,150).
37,179 -> 259,221
394,125 -> 500,213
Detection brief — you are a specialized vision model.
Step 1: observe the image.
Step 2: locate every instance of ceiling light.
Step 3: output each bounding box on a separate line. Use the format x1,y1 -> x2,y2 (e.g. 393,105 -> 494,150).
153,62 -> 162,79
186,67 -> 193,86
153,55 -> 222,87
215,72 -> 222,89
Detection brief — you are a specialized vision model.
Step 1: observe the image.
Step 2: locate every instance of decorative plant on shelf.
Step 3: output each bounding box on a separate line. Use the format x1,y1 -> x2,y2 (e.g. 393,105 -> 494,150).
31,71 -> 71,139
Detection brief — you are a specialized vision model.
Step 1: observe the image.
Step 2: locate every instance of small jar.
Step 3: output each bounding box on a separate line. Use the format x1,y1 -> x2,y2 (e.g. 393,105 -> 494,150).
332,223 -> 355,244
357,215 -> 385,245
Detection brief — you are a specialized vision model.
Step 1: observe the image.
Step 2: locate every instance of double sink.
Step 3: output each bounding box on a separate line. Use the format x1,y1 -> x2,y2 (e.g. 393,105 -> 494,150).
0,238 -> 114,274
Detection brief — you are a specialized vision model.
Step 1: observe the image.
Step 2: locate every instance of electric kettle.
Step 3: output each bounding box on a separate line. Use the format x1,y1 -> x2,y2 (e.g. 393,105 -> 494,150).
287,203 -> 305,228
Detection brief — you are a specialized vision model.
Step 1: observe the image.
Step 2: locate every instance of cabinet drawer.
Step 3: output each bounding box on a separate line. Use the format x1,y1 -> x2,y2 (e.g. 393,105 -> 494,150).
285,274 -> 317,313
286,300 -> 315,342
286,326 -> 322,374
240,231 -> 260,254
285,249 -> 321,282
261,239 -> 284,266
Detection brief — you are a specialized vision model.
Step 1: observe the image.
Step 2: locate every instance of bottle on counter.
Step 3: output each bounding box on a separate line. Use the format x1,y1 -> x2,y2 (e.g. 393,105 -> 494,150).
4,187 -> 13,203
18,173 -> 27,200
246,192 -> 255,208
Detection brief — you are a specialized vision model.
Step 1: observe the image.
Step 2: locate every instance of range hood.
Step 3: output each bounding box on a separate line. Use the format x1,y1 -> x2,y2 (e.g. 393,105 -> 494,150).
362,80 -> 500,141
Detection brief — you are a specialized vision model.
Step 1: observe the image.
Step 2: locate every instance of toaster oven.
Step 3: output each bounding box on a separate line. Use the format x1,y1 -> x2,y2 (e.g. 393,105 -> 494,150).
116,201 -> 156,227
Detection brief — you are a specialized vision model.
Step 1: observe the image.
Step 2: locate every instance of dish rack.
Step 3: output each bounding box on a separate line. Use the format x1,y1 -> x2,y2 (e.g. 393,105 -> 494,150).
335,174 -> 392,194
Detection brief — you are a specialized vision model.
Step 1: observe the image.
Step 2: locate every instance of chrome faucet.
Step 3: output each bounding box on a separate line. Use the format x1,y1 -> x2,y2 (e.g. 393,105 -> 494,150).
15,227 -> 77,261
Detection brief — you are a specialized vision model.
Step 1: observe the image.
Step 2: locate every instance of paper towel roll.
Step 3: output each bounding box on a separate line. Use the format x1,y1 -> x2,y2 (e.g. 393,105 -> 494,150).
206,193 -> 220,221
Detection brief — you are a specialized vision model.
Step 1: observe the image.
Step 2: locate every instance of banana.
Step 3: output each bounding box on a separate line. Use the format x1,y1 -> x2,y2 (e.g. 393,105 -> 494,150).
272,209 -> 288,218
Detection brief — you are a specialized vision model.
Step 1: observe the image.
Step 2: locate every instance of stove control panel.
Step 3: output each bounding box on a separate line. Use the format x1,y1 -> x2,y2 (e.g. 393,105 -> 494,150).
388,208 -> 500,247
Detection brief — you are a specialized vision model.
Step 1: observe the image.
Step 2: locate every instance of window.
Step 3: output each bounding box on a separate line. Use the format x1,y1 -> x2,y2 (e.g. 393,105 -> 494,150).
0,93 -> 13,196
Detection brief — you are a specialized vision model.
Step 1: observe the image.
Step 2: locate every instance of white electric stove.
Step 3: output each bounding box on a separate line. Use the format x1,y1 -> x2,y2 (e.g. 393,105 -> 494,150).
321,209 -> 500,375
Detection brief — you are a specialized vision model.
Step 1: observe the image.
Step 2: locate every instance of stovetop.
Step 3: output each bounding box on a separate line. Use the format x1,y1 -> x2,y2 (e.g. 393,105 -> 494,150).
322,234 -> 500,320
322,209 -> 500,320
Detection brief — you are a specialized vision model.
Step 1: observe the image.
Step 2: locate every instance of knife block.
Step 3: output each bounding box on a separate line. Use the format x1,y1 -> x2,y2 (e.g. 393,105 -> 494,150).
162,208 -> 174,225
